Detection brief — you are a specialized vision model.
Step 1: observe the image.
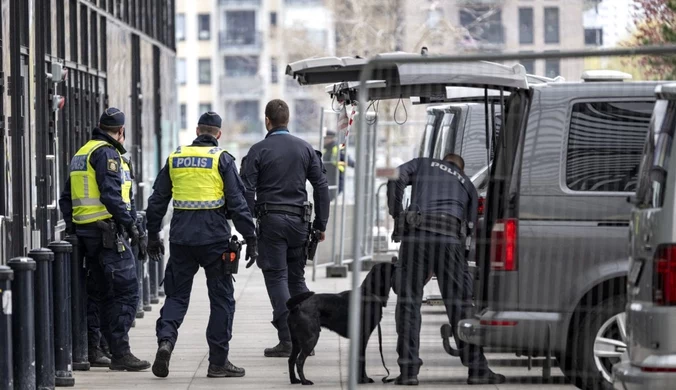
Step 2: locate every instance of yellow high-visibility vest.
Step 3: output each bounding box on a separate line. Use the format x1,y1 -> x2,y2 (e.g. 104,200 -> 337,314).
323,144 -> 346,173
70,140 -> 131,224
168,145 -> 227,210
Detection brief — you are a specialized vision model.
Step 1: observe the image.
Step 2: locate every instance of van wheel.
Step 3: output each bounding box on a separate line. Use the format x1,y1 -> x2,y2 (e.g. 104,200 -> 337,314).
565,295 -> 627,390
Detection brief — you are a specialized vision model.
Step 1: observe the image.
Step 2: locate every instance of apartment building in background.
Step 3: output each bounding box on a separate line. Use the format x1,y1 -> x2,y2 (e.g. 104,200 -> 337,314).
583,0 -> 634,48
175,0 -> 335,153
404,0 -> 586,81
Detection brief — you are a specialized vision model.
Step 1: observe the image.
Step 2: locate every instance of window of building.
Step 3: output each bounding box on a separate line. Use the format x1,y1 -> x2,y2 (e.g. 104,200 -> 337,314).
271,57 -> 279,84
293,99 -> 321,133
198,59 -> 212,84
198,14 -> 211,40
544,7 -> 560,44
180,104 -> 187,129
224,56 -> 259,77
199,103 -> 213,114
224,11 -> 256,45
459,7 -> 504,44
176,13 -> 185,41
518,8 -> 533,44
566,101 -> 654,192
177,58 -> 186,85
544,58 -> 560,78
521,58 -> 535,74
226,100 -> 260,134
584,28 -> 603,46
270,11 -> 277,27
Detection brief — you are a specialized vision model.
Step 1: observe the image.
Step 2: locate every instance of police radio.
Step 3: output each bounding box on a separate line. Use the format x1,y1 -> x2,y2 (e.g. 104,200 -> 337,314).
222,235 -> 243,275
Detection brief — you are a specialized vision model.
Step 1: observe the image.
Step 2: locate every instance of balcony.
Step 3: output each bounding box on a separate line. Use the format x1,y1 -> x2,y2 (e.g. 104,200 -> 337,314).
220,75 -> 264,96
219,31 -> 263,51
220,0 -> 261,6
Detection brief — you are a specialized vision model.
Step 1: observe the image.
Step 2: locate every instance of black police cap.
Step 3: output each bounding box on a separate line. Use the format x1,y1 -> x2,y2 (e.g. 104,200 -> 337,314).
198,112 -> 222,129
326,130 -> 337,137
99,107 -> 125,127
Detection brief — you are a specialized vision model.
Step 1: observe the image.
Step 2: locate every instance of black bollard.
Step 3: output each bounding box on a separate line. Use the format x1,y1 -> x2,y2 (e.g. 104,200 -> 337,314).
142,262 -> 151,311
0,266 -> 14,390
134,243 -> 144,319
148,260 -> 159,304
29,248 -> 56,390
64,235 -> 89,371
49,241 -> 75,387
158,252 -> 166,297
8,257 -> 36,390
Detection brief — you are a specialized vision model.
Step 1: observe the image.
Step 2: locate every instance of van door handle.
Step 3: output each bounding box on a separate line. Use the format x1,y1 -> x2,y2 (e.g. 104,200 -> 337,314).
597,222 -> 629,227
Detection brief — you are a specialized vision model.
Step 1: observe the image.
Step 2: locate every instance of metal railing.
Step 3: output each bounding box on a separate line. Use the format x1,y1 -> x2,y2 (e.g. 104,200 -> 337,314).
218,31 -> 263,51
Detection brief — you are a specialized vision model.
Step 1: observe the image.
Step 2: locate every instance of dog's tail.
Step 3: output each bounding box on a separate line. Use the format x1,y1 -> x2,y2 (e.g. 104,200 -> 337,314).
286,291 -> 315,310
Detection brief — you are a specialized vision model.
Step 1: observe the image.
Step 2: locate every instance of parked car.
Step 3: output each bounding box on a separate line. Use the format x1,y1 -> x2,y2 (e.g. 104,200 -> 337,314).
286,55 -> 652,389
613,84 -> 676,390
458,71 -> 661,390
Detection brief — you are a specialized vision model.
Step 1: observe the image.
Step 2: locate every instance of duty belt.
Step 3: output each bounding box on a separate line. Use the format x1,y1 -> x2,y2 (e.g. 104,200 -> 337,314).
404,211 -> 462,237
255,203 -> 305,218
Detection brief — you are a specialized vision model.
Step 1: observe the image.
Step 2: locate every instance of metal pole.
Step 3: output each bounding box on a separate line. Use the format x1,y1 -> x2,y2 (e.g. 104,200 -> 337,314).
8,257 -> 36,390
134,241 -> 145,318
149,260 -> 159,303
49,241 -> 75,387
139,212 -> 159,304
347,86 -> 369,389
0,265 -> 14,390
338,130 -> 350,266
312,109 -> 325,282
29,248 -> 55,390
65,235 -> 89,371
142,262 -> 151,312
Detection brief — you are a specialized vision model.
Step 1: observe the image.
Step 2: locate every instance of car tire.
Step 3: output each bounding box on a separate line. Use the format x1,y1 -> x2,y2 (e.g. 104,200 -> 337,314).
564,295 -> 626,390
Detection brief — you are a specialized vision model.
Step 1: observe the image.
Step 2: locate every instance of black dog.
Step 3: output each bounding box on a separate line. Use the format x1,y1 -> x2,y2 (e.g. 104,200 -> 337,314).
286,262 -> 395,385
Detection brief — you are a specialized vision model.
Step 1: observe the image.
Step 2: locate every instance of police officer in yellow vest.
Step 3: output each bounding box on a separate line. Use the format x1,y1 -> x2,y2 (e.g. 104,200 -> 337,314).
59,107 -> 151,371
145,112 -> 257,379
322,130 -> 354,201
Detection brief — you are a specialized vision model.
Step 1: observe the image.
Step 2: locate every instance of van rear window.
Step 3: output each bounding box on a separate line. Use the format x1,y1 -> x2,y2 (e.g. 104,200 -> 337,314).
565,100 -> 654,192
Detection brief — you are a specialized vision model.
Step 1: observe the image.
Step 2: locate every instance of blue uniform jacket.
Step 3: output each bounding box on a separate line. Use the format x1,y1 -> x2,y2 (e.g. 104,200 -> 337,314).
59,128 -> 136,237
240,128 -> 330,232
145,134 -> 256,246
387,157 -> 478,233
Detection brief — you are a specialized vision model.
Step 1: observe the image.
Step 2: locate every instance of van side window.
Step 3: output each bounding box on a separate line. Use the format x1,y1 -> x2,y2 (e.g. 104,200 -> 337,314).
566,101 -> 654,192
418,113 -> 438,158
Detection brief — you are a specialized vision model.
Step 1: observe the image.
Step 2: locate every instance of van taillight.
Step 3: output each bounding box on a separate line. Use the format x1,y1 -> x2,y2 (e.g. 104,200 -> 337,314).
478,196 -> 485,216
653,245 -> 676,305
490,219 -> 517,271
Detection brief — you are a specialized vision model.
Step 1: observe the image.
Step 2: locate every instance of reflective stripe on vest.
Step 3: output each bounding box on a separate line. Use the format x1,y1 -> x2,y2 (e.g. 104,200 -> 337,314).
168,145 -> 227,210
70,140 -> 126,224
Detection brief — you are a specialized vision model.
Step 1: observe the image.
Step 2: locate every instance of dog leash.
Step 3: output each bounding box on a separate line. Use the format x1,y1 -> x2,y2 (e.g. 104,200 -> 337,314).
378,323 -> 394,383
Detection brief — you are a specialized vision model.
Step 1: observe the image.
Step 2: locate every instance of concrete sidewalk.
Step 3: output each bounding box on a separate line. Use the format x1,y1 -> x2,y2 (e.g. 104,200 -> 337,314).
74,263 -> 574,389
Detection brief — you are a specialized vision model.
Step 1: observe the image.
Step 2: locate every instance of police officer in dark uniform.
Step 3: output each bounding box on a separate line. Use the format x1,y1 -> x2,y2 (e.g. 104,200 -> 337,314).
146,112 -> 257,379
240,99 -> 330,357
59,107 -> 150,371
387,153 -> 504,385
322,130 -> 354,201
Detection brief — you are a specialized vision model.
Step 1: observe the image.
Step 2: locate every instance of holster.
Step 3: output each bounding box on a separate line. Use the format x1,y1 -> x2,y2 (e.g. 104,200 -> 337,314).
222,235 -> 243,275
306,228 -> 321,261
302,201 -> 313,223
95,220 -> 117,249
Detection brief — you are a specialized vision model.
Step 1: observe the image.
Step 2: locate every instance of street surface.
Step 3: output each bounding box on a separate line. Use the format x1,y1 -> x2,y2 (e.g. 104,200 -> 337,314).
74,260 -> 575,389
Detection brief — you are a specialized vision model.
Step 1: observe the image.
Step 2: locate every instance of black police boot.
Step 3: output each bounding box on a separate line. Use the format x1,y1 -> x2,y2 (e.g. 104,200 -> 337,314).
467,368 -> 506,385
207,361 -> 245,378
88,346 -> 111,368
100,339 -> 113,360
152,341 -> 173,378
110,352 -> 151,372
264,341 -> 292,357
394,375 -> 419,386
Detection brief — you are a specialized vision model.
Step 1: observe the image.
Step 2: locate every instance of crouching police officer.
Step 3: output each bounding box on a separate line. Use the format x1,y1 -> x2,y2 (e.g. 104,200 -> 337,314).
387,154 -> 504,385
59,107 -> 150,371
146,112 -> 257,379
240,99 -> 330,357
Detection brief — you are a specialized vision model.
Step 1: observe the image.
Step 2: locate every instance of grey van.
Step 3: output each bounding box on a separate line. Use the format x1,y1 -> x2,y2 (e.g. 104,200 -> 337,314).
286,55 -> 653,389
458,75 -> 659,390
613,84 -> 676,390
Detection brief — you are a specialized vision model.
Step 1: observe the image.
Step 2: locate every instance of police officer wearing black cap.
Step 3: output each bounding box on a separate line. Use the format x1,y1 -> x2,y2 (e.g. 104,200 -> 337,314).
240,99 -> 330,357
146,111 -> 257,379
59,107 -> 150,371
387,153 -> 504,385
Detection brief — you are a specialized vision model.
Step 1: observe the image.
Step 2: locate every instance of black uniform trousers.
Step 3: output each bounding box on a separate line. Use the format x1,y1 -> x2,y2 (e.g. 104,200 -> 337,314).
80,236 -> 138,359
395,229 -> 488,376
257,213 -> 309,343
156,242 -> 235,366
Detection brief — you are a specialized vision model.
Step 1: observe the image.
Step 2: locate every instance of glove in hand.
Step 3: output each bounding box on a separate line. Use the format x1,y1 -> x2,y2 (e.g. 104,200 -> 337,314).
245,238 -> 258,269
127,223 -> 140,247
147,233 -> 165,262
